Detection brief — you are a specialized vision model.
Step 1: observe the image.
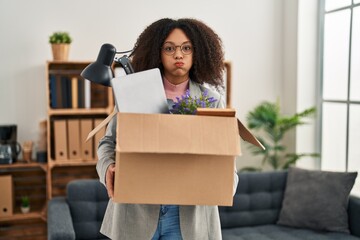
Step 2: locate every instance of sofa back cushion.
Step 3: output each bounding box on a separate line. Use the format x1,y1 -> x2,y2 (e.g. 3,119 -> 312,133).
67,179 -> 109,240
277,167 -> 357,233
219,171 -> 287,228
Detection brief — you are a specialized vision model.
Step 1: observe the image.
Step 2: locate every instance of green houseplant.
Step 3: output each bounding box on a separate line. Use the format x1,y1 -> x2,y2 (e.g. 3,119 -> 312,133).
49,31 -> 72,61
243,101 -> 319,171
49,31 -> 72,44
20,196 -> 30,213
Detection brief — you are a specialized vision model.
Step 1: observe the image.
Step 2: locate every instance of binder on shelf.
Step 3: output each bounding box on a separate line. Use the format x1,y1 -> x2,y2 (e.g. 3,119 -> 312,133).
94,118 -> 106,161
80,119 -> 94,161
54,119 -> 68,160
61,76 -> 72,108
49,74 -> 57,108
78,78 -> 85,108
67,119 -> 81,160
0,175 -> 13,217
71,77 -> 78,109
84,80 -> 91,109
55,75 -> 63,108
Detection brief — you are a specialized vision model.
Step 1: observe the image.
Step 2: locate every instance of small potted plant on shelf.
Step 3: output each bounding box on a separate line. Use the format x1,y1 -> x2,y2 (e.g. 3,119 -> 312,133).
20,196 -> 30,214
49,31 -> 72,61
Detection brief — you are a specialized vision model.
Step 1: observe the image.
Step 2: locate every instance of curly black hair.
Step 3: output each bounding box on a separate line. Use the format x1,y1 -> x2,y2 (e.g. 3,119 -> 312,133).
130,18 -> 225,88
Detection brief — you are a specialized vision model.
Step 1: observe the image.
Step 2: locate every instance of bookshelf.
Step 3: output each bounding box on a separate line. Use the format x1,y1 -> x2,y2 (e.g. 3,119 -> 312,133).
46,61 -> 113,111
45,61 -> 114,199
0,161 -> 48,239
0,61 -> 114,238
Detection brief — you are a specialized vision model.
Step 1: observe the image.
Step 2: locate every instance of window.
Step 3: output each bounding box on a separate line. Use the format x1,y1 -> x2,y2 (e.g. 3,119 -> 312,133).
320,0 -> 360,195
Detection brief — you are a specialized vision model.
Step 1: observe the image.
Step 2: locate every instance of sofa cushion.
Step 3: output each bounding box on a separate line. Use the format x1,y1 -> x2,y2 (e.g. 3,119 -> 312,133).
67,179 -> 109,240
219,171 -> 287,228
222,224 -> 360,240
277,167 -> 357,233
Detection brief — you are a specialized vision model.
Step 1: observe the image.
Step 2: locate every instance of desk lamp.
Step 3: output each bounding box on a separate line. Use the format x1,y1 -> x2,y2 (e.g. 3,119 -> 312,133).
81,43 -> 134,86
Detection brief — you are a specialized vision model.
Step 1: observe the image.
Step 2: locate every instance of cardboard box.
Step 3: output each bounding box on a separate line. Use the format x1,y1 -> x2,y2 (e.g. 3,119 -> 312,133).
88,109 -> 263,206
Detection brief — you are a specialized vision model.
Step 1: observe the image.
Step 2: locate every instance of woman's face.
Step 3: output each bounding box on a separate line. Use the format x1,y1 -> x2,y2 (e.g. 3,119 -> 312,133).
161,28 -> 193,84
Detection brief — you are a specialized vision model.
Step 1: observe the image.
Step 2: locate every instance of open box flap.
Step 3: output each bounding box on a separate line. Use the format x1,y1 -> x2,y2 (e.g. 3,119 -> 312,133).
87,108 -> 265,152
197,108 -> 265,150
237,119 -> 265,150
86,109 -> 117,142
116,113 -> 241,156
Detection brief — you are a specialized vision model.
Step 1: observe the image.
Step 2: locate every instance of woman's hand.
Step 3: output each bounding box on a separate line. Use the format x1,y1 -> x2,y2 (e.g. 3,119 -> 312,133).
106,163 -> 116,199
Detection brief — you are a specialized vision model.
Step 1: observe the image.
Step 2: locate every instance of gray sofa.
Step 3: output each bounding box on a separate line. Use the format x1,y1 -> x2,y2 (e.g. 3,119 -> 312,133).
219,170 -> 360,240
47,171 -> 360,240
47,179 -> 109,240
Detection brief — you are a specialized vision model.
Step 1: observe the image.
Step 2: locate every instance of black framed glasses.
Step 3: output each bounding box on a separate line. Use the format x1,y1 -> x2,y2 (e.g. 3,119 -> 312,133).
161,41 -> 193,55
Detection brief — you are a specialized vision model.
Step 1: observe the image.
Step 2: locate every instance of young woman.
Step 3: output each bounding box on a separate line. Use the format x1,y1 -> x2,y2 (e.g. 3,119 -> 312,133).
97,18 -> 239,240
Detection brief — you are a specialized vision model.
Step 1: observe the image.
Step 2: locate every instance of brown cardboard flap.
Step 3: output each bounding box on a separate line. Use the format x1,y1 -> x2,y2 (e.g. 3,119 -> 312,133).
237,119 -> 265,150
197,108 -> 265,150
86,109 -> 117,142
117,112 -> 241,156
196,108 -> 236,117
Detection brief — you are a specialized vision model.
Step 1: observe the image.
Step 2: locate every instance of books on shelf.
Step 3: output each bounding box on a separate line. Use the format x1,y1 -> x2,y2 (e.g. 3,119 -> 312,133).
78,77 -> 85,108
49,75 -> 108,109
71,77 -> 78,109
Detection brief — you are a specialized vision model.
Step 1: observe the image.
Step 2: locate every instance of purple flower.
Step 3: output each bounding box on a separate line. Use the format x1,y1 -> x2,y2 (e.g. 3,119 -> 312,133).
170,89 -> 218,115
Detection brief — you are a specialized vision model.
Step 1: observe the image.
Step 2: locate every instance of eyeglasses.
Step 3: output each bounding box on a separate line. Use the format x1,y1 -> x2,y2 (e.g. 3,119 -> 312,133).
161,42 -> 193,55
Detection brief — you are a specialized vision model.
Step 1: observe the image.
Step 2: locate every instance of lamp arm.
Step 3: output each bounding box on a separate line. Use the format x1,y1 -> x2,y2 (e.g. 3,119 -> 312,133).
114,55 -> 134,74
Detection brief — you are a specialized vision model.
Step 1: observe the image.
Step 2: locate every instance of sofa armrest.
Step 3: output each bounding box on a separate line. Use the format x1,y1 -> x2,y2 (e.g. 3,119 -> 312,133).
47,197 -> 76,240
349,195 -> 360,237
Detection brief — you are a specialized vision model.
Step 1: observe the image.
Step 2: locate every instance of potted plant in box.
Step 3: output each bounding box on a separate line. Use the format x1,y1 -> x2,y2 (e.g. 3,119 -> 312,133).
20,196 -> 30,213
49,31 -> 72,61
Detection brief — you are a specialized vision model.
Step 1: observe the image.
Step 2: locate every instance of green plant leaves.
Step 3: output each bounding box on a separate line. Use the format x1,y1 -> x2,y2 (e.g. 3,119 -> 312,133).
49,32 -> 72,44
21,196 -> 30,207
242,101 -> 319,171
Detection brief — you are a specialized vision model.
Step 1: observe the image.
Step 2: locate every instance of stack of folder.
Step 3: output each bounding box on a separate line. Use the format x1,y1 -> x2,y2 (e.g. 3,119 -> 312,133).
53,118 -> 106,161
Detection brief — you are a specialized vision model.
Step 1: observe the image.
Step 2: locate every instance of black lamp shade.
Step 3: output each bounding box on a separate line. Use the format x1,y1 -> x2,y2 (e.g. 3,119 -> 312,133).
81,43 -> 116,86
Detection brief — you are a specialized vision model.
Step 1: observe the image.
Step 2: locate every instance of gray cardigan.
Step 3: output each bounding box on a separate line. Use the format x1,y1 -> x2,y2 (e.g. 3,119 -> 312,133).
97,80 -> 239,240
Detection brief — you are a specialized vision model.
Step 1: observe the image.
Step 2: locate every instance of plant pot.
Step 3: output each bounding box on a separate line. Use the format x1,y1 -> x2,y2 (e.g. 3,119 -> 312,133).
21,206 -> 30,214
51,44 -> 70,61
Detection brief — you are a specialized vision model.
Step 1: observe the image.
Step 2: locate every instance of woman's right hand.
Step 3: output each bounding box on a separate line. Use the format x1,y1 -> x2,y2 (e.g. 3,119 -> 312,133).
106,163 -> 116,199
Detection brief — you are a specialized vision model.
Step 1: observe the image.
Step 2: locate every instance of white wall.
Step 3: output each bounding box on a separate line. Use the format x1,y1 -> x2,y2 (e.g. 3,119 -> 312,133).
0,0 -> 317,169
281,0 -> 298,157
296,0 -> 320,169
